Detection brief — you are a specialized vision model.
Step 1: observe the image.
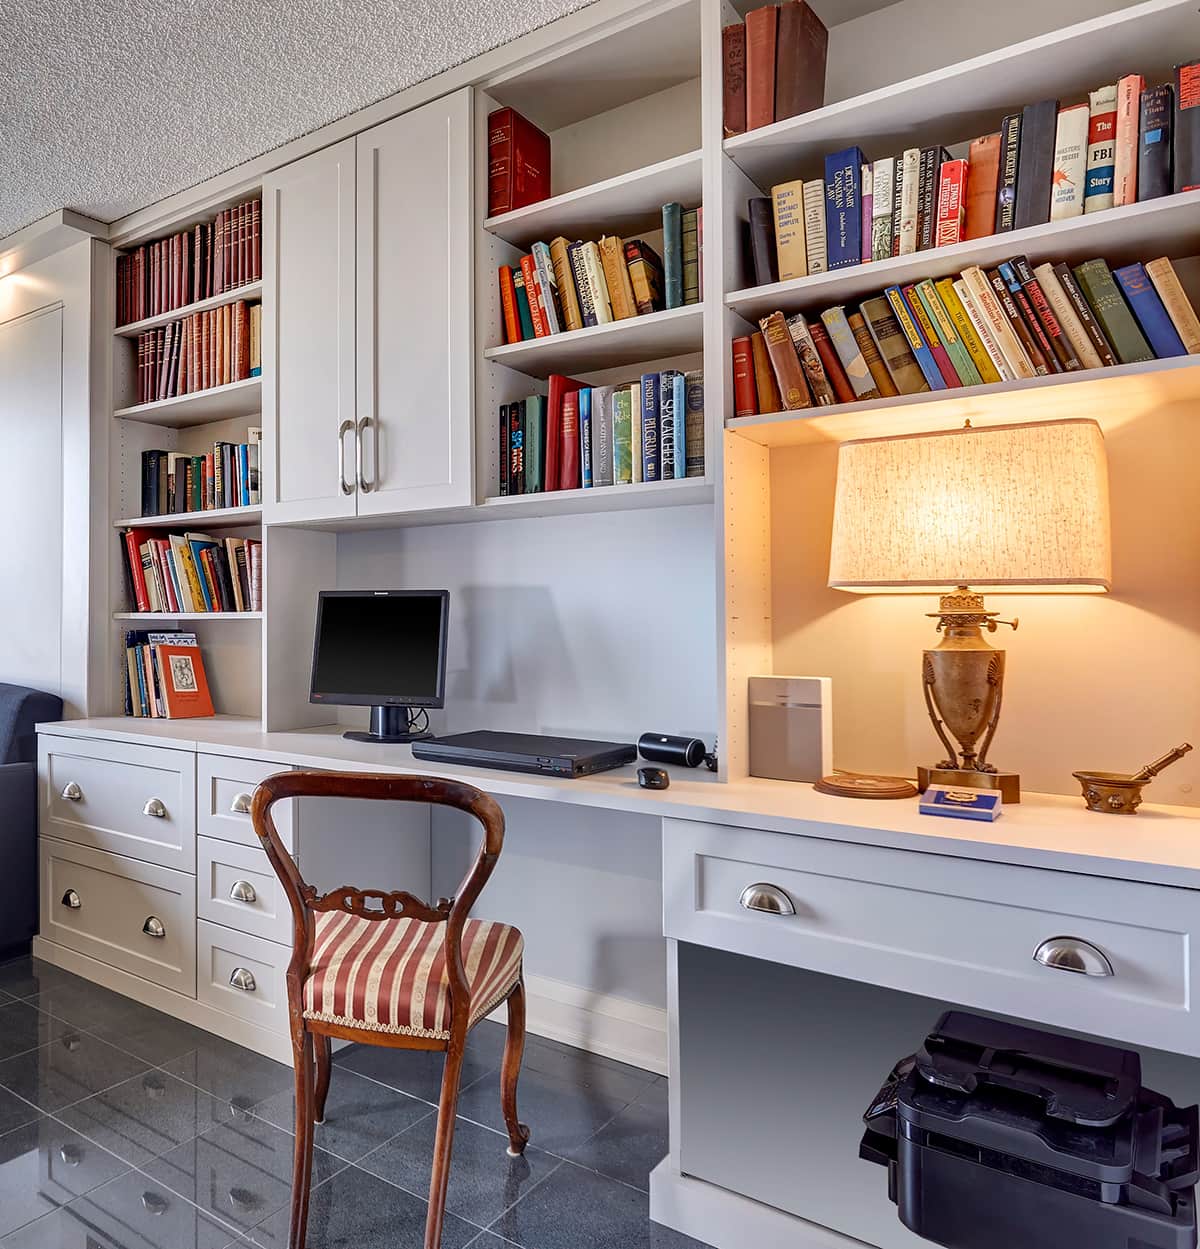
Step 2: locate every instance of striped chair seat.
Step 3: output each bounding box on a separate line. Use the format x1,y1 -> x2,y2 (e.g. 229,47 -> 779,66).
302,911 -> 524,1040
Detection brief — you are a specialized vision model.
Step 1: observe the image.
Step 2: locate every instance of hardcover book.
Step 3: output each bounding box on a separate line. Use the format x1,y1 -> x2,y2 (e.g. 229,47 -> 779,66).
500,265 -> 522,343
1138,84 -> 1174,201
751,331 -> 782,412
898,148 -> 921,255
154,643 -> 214,719
807,319 -> 855,403
916,280 -> 981,386
934,158 -> 967,247
1054,262 -> 1118,366
732,336 -> 758,416
520,254 -> 551,337
545,374 -> 583,491
1033,262 -> 1103,370
996,113 -> 1022,231
1014,99 -> 1058,230
917,146 -> 949,251
774,0 -> 828,122
748,197 -> 778,286
1176,59 -> 1200,192
722,23 -> 747,138
860,163 -> 873,264
487,108 -> 551,216
1050,103 -> 1089,220
639,373 -> 661,482
870,157 -> 895,261
1114,74 -> 1144,206
960,266 -> 1035,379
935,278 -> 1001,384
658,370 -> 683,479
801,181 -> 827,274
1113,263 -> 1187,357
1145,256 -> 1200,353
579,387 -> 593,488
629,381 -> 643,482
823,147 -> 865,269
760,311 -> 812,410
1084,84 -> 1118,213
953,277 -> 1012,381
860,296 -> 929,395
625,240 -> 664,315
820,306 -> 881,400
997,261 -> 1059,372
525,395 -> 548,492
890,151 -> 904,255
785,313 -> 835,404
663,203 -> 685,309
590,385 -> 615,486
599,236 -> 637,320
684,370 -> 705,477
580,242 -> 613,324
903,284 -> 962,387
883,285 -> 944,390
848,310 -> 897,397
611,388 -> 634,484
531,242 -> 562,334
682,209 -> 701,305
745,4 -> 778,131
772,180 -> 808,281
1011,256 -> 1080,371
1073,258 -> 1155,364
989,265 -> 1051,375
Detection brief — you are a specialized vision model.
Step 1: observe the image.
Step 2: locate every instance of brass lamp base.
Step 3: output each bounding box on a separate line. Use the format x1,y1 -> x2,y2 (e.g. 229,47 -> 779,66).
917,765 -> 1021,805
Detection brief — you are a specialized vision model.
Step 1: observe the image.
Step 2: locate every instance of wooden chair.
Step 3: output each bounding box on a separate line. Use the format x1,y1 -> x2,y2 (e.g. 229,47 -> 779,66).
251,770 -> 529,1249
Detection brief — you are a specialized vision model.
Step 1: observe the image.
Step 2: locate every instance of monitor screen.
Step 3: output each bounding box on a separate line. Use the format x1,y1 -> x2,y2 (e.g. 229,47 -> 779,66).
310,591 -> 449,707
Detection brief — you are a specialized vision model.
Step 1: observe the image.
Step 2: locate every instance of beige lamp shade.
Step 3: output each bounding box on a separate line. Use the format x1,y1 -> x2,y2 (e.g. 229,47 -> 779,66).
827,419 -> 1112,593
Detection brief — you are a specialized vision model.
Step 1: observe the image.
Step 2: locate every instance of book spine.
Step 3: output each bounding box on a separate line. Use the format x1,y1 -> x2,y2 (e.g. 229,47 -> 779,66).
848,310 -> 897,397
962,267 -> 1035,378
531,242 -> 561,334
488,110 -> 516,216
759,311 -> 812,410
916,147 -> 942,251
567,244 -> 597,328
1012,256 -> 1081,371
748,197 -> 778,286
612,388 -> 633,484
658,372 -> 677,479
898,148 -> 921,255
732,337 -> 757,416
498,267 -> 520,344
1138,84 -> 1174,200
800,181 -> 826,274
785,313 -> 835,405
1145,257 -> 1200,354
598,236 -> 637,321
823,147 -> 863,270
870,158 -> 895,262
1113,263 -> 1187,357
807,320 -> 855,404
953,278 -> 1012,381
998,261 -> 1059,372
1073,259 -> 1154,364
989,266 -> 1050,375
1054,262 -> 1117,365
1050,103 -> 1089,219
684,371 -> 705,478
934,159 -> 967,247
722,23 -> 747,138
917,279 -> 980,386
936,278 -> 1001,384
1014,99 -> 1058,230
860,163 -> 873,264
663,202 -> 684,308
639,373 -> 660,482
860,297 -> 929,395
519,254 -> 550,337
1084,84 -> 1118,213
774,0 -> 828,121
681,209 -> 700,306
750,331 -> 781,413
1114,74 -> 1145,206
560,391 -> 582,489
771,180 -> 807,281
903,284 -> 961,387
509,404 -> 525,494
996,113 -> 1022,231
1032,263 -> 1103,370
820,307 -> 880,400
744,5 -> 778,131
884,285 -> 944,390
592,387 -> 614,486
549,238 -> 584,333
1176,59 -> 1200,192
581,244 -> 613,323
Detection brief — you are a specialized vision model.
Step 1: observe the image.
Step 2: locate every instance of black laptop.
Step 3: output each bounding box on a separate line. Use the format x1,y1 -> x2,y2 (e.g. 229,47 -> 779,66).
412,730 -> 636,778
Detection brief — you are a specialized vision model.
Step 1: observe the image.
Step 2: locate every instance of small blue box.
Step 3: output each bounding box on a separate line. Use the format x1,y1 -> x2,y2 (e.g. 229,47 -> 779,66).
919,786 -> 1003,821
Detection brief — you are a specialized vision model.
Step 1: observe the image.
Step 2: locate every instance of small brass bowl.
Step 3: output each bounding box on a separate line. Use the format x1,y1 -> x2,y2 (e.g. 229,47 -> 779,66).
1072,771 -> 1147,815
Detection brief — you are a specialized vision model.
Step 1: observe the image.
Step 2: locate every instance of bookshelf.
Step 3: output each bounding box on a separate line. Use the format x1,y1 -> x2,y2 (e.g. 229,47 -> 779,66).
113,612 -> 263,622
114,280 -> 263,337
112,505 -> 263,530
113,377 -> 262,427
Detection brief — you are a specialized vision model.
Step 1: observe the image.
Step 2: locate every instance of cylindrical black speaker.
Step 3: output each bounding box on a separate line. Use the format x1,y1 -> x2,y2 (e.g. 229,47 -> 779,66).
638,733 -> 707,768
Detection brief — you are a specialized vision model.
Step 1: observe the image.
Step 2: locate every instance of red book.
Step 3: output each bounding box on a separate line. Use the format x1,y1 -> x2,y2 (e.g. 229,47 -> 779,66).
745,5 -> 778,131
732,337 -> 757,416
519,254 -> 550,337
251,199 -> 262,282
155,643 -> 214,719
498,266 -> 521,344
722,23 -> 747,138
773,1 -> 827,123
545,374 -> 583,492
935,158 -> 968,247
239,201 -> 249,286
154,541 -> 179,613
122,528 -> 158,611
807,320 -> 856,404
559,390 -> 582,490
487,108 -> 551,216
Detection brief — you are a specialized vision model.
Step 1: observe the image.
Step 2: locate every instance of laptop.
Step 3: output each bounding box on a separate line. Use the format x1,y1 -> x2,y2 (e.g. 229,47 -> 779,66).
412,730 -> 637,778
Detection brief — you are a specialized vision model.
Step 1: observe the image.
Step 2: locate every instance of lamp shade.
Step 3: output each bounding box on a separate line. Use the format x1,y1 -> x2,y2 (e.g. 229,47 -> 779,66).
827,419 -> 1112,592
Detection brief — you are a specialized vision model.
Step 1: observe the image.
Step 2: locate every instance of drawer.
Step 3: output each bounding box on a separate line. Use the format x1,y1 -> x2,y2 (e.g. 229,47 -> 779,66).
197,754 -> 294,851
663,818 -> 1200,1058
40,734 -> 196,872
196,920 -> 289,1032
197,837 -> 293,945
40,837 -> 196,996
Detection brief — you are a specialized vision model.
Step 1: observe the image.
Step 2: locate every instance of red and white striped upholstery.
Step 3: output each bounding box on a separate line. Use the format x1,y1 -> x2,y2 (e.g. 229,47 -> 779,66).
302,912 -> 524,1040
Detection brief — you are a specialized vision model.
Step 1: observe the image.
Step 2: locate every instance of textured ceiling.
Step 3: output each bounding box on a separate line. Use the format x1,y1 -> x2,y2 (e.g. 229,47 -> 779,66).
0,0 -> 597,240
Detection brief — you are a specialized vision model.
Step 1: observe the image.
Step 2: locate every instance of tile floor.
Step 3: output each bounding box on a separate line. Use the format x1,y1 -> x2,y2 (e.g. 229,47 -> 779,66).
0,956 -> 709,1249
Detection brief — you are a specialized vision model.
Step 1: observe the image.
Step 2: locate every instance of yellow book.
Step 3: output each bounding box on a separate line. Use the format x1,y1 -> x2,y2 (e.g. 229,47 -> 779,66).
249,304 -> 262,373
933,278 -> 999,384
549,237 -> 584,332
770,179 -> 807,282
598,236 -> 637,320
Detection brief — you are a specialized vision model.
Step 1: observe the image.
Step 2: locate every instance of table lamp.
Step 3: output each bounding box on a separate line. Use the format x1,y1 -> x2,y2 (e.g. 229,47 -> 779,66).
827,419 -> 1112,802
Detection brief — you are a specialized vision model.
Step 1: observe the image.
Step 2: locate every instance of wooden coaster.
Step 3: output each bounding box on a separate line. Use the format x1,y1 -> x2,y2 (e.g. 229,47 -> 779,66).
814,774 -> 919,800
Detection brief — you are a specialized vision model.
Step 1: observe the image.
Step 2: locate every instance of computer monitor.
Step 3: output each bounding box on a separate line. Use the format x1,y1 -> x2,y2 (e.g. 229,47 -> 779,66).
310,590 -> 450,743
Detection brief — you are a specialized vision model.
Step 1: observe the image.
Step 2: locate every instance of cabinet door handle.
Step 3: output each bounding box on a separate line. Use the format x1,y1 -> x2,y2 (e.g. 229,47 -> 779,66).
61,889 -> 81,910
230,792 -> 253,815
357,416 -> 373,492
143,798 -> 167,819
229,880 -> 258,905
61,782 -> 82,801
739,883 -> 796,916
142,916 -> 166,939
1033,936 -> 1114,978
229,967 -> 257,993
338,418 -> 355,495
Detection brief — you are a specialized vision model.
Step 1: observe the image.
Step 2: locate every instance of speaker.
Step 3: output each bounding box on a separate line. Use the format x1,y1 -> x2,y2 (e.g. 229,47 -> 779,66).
638,733 -> 707,768
748,675 -> 832,783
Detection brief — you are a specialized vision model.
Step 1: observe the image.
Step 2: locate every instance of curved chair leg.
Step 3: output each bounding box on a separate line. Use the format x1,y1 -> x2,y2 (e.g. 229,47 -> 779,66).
289,1030 -> 316,1249
501,975 -> 530,1156
313,1034 -> 332,1124
425,1035 -> 467,1249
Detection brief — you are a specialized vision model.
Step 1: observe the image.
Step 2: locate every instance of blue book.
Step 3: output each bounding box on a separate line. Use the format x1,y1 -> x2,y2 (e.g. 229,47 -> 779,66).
658,371 -> 679,481
823,147 -> 865,270
885,286 -> 946,391
639,372 -> 660,482
672,371 -> 686,479
134,646 -> 148,717
919,787 -> 1002,821
579,388 -> 593,489
1113,263 -> 1187,358
238,445 -> 250,506
187,538 -> 218,611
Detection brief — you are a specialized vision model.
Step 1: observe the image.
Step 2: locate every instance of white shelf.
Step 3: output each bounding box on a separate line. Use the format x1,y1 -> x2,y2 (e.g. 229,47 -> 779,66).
484,151 -> 703,249
113,612 -> 262,622
726,355 -> 1200,448
484,305 -> 704,378
724,0 -> 1196,189
115,282 -> 263,338
114,378 -> 262,428
481,476 -> 713,517
113,506 -> 262,530
726,190 -> 1200,322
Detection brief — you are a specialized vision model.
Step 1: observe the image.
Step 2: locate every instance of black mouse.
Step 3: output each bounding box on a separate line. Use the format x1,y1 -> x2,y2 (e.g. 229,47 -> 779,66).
638,766 -> 670,790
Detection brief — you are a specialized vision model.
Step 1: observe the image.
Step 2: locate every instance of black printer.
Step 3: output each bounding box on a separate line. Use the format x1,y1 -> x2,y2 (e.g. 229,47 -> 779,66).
860,1011 -> 1199,1249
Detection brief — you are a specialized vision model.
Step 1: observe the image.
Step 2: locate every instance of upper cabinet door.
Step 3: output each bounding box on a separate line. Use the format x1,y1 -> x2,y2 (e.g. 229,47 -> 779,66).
355,88 -> 474,516
263,138 -> 358,524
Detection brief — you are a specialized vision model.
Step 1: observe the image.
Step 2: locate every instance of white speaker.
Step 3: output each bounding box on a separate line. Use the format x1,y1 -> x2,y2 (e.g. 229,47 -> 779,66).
748,675 -> 833,783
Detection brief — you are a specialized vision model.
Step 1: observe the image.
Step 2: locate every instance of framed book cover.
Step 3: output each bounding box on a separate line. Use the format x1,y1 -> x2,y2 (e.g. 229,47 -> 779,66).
156,643 -> 215,719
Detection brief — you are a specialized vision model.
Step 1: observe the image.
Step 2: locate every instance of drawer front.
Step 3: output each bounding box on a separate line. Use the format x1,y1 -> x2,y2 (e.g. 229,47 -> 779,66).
197,755 -> 294,851
40,837 -> 196,996
664,818 -> 1199,1057
40,734 -> 196,873
196,920 -> 289,1032
197,837 -> 293,945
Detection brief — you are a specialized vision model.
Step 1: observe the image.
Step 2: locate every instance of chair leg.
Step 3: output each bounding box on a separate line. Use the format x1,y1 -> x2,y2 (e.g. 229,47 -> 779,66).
289,1030 -> 316,1249
425,1036 -> 467,1249
501,975 -> 530,1156
313,1034 -> 332,1124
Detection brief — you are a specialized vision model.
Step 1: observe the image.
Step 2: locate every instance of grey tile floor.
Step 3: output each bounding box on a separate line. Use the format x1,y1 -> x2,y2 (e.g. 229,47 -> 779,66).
0,956 -> 709,1249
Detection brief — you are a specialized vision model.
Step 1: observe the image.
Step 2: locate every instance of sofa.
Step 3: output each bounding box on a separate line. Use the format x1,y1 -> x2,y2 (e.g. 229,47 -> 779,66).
0,684 -> 63,958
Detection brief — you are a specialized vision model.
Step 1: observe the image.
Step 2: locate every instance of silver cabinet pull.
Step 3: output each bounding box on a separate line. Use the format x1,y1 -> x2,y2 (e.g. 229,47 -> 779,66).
61,782 -> 82,801
1033,936 -> 1114,978
229,880 -> 257,905
59,1144 -> 82,1166
337,418 -> 355,495
230,792 -> 253,815
142,916 -> 166,939
739,883 -> 796,916
356,416 -> 373,492
229,967 -> 257,993
61,889 -> 81,910
143,798 -> 167,819
141,1191 -> 168,1215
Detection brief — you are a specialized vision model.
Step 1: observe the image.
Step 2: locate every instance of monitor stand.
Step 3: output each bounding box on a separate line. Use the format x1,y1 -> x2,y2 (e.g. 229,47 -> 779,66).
344,706 -> 434,745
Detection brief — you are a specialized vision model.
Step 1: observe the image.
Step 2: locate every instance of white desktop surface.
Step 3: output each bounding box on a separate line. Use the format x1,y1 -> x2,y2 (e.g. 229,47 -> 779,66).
38,715 -> 1200,889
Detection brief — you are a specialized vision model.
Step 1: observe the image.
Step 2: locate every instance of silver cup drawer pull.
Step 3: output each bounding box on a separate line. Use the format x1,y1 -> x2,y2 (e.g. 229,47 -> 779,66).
143,798 -> 167,819
230,792 -> 253,815
229,880 -> 258,905
61,782 -> 83,801
229,968 -> 257,993
142,916 -> 166,939
61,889 -> 81,910
739,883 -> 796,917
1033,936 -> 1114,978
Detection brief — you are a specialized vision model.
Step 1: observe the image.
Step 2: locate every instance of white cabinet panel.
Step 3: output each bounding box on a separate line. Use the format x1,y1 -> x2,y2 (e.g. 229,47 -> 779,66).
197,836 -> 294,945
196,754 -> 294,852
196,920 -> 290,1032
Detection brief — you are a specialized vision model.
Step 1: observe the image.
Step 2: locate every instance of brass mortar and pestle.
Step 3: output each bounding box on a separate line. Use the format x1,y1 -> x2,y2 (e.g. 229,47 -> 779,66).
1073,744 -> 1193,814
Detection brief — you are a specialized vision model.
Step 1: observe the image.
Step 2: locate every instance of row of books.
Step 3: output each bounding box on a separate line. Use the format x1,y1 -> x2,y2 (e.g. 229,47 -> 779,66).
116,195 -> 262,326
498,370 -> 704,494
734,255 -> 1200,415
140,436 -> 261,518
120,529 -> 263,615
750,61 -> 1200,285
123,632 -> 214,720
133,301 -> 261,406
722,2 -> 828,137
498,206 -> 700,344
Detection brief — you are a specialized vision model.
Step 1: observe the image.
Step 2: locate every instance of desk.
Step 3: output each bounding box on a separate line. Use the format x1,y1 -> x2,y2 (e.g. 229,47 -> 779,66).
33,716 -> 1200,1249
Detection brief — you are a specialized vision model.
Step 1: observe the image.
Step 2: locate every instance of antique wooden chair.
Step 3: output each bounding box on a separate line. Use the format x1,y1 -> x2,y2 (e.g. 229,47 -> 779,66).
251,770 -> 529,1249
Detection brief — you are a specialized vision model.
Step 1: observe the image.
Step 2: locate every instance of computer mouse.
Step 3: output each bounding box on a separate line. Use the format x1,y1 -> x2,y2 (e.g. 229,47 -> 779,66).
638,766 -> 670,790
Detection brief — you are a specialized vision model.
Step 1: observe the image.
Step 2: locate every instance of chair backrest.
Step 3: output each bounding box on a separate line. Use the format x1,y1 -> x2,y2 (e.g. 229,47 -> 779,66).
251,770 -> 505,1030
0,684 -> 63,765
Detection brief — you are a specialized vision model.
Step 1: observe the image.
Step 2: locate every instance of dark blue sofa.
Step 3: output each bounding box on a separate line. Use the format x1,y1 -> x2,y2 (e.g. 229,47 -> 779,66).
0,684 -> 63,959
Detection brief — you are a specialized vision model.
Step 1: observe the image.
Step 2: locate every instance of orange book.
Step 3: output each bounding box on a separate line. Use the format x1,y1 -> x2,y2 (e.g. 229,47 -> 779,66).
498,267 -> 521,343
964,133 -> 1002,240
155,643 -> 214,718
750,331 -> 781,413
